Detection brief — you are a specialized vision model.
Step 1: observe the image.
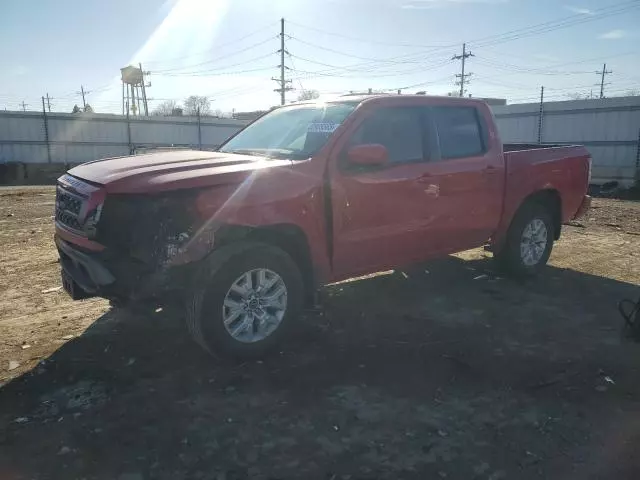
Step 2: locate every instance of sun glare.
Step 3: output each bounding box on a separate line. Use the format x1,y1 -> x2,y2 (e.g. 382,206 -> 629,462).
94,0 -> 231,109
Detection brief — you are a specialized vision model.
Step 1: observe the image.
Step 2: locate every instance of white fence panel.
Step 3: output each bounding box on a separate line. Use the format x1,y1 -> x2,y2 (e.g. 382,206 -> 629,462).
493,96 -> 640,186
0,111 -> 246,167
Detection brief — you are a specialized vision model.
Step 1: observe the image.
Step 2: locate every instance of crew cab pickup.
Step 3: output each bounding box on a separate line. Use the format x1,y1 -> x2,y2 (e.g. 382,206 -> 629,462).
55,95 -> 591,358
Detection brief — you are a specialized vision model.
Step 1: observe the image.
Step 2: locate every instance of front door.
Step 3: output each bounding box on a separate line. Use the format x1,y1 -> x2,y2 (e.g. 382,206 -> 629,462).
329,105 -> 442,278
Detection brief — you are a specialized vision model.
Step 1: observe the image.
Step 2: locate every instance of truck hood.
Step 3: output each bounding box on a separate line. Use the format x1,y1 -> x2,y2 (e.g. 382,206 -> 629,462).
68,150 -> 292,194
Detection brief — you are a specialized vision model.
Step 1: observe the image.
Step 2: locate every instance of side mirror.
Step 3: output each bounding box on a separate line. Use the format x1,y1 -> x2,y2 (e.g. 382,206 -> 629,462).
347,144 -> 389,167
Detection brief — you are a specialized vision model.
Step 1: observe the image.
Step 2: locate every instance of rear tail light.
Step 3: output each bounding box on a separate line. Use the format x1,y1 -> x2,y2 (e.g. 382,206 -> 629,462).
587,156 -> 592,184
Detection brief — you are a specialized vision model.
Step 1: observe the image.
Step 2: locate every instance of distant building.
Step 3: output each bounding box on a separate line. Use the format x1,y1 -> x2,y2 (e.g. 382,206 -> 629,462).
232,110 -> 267,122
475,97 -> 507,106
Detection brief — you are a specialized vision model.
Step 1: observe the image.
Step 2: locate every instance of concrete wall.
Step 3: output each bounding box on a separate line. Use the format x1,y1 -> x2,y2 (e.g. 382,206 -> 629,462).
492,96 -> 640,186
0,111 -> 246,166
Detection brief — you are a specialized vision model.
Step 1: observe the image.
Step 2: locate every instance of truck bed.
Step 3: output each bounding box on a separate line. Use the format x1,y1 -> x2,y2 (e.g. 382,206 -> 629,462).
503,143 -> 574,152
499,143 -> 591,234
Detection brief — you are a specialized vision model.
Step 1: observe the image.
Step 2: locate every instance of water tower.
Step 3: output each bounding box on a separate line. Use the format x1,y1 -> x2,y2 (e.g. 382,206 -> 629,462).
121,65 -> 149,116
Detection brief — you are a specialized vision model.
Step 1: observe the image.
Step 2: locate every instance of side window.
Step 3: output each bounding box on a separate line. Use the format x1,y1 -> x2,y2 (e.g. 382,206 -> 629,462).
432,107 -> 485,159
348,107 -> 424,164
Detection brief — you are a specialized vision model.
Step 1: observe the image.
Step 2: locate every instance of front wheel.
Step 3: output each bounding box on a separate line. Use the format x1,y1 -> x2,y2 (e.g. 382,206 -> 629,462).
494,202 -> 555,277
186,244 -> 303,359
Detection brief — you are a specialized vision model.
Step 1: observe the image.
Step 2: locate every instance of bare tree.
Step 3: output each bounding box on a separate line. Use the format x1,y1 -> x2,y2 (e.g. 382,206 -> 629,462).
297,89 -> 320,101
152,99 -> 179,116
184,96 -> 211,116
71,104 -> 82,114
83,104 -> 94,113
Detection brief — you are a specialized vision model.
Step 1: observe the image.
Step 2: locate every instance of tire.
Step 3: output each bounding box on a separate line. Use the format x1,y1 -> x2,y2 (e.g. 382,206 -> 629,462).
494,202 -> 555,277
186,243 -> 303,359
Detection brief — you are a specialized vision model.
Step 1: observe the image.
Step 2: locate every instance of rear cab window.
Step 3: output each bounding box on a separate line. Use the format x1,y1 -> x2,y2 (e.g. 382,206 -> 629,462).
431,106 -> 487,159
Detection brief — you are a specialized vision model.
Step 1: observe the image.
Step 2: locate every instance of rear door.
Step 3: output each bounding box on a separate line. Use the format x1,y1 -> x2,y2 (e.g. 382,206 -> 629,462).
422,104 -> 504,251
329,105 -> 442,277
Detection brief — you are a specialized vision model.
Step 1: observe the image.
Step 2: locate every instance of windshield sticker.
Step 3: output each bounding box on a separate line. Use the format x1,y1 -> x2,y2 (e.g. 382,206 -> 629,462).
307,122 -> 340,133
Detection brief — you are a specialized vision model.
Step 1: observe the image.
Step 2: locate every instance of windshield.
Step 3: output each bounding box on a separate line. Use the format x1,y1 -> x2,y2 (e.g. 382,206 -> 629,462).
219,102 -> 357,160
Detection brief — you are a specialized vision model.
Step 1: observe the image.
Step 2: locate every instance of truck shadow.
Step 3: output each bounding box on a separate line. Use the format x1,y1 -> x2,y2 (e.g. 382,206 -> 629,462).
2,255 -> 640,479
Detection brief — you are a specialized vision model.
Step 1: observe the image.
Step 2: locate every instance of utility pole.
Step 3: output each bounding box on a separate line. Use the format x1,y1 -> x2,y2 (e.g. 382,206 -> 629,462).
79,85 -> 87,110
537,86 -> 544,144
595,63 -> 612,99
42,96 -> 52,163
20,101 -> 28,112
272,18 -> 293,105
280,18 -> 285,105
45,93 -> 52,112
452,43 -> 474,97
139,63 -> 150,116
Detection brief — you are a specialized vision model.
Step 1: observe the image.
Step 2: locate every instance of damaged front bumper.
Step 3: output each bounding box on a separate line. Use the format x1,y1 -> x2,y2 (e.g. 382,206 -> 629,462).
55,235 -> 193,303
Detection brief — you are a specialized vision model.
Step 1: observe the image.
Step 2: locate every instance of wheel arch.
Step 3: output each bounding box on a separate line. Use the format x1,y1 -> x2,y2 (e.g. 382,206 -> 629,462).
215,223 -> 316,304
519,189 -> 562,240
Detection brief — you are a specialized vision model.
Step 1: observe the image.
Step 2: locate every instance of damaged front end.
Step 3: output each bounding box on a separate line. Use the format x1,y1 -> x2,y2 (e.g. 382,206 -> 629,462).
56,185 -> 215,304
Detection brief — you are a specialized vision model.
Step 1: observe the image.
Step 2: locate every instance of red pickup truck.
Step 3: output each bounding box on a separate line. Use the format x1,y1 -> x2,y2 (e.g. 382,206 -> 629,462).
55,95 -> 591,358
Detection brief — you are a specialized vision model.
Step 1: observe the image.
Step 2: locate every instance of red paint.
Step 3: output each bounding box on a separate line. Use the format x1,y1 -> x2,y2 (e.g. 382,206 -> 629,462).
56,95 -> 590,287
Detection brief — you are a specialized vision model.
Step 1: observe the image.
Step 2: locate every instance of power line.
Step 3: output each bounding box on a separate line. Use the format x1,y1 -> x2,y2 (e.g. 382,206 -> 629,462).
289,1 -> 639,55
287,20 -> 454,49
474,56 -> 594,76
452,43 -> 474,96
289,56 -> 453,80
155,66 -> 275,78
286,52 -> 305,94
293,65 -> 453,82
390,74 -> 457,93
142,21 -> 279,65
460,52 -> 639,93
155,52 -> 277,76
152,36 -> 278,73
469,0 -> 640,48
287,35 -> 453,65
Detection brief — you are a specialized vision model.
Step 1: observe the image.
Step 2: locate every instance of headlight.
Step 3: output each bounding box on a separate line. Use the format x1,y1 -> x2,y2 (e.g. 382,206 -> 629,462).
84,204 -> 103,239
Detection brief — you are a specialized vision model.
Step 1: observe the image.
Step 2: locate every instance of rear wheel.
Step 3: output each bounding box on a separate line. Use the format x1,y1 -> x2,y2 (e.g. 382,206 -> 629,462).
494,202 -> 554,277
186,244 -> 303,359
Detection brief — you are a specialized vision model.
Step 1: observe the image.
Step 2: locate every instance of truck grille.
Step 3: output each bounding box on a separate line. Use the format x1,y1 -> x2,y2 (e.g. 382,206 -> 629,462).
55,186 -> 86,233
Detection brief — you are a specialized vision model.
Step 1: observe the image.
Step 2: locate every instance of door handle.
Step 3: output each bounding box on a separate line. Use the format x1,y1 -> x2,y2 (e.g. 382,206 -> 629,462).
483,166 -> 499,174
416,174 -> 432,183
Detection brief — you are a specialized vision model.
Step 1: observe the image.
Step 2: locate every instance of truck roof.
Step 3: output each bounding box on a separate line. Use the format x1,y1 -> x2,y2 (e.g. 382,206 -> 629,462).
292,93 -> 489,108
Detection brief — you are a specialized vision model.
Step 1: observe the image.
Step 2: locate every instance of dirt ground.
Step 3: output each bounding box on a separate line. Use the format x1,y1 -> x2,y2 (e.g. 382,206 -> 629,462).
1,187 -> 640,480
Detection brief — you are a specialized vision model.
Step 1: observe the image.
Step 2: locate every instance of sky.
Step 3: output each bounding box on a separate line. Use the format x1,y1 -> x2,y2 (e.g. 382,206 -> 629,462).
1,0 -> 639,115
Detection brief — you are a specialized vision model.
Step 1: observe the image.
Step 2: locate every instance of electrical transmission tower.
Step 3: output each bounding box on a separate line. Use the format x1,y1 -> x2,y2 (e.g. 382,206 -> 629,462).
452,43 -> 474,97
272,18 -> 293,105
595,63 -> 613,99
